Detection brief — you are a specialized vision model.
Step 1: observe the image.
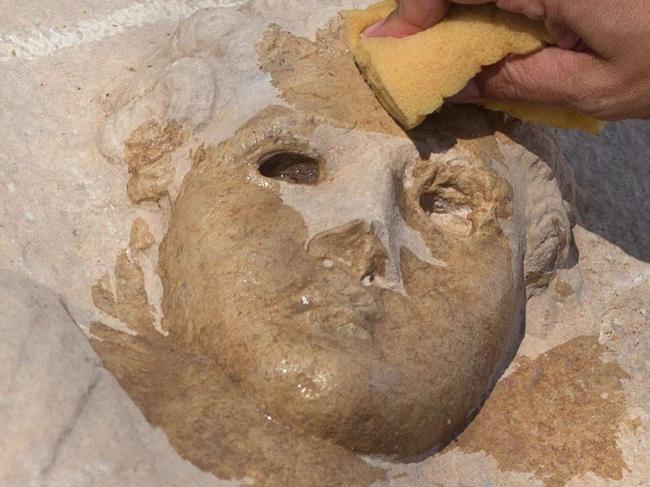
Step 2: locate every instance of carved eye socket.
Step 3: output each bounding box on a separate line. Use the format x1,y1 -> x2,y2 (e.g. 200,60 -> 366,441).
259,152 -> 321,185
416,164 -> 514,236
419,186 -> 470,216
419,185 -> 473,236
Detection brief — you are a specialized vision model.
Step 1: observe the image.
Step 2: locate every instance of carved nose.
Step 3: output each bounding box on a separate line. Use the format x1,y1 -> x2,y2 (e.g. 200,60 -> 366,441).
283,154 -> 441,293
307,220 -> 388,283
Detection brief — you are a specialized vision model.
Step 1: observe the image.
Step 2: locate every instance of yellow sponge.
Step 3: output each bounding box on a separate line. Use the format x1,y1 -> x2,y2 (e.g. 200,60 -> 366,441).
345,0 -> 603,133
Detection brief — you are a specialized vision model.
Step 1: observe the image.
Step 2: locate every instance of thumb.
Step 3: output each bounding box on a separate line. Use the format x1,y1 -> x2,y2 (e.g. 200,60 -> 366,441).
364,0 -> 450,38
450,47 -> 612,118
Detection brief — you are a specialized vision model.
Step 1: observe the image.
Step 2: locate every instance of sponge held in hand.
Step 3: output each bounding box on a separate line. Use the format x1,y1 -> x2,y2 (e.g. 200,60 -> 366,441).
345,0 -> 603,133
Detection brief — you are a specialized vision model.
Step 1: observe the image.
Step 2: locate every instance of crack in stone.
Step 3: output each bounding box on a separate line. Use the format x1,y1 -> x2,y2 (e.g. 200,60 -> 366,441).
58,297 -> 80,330
39,371 -> 100,478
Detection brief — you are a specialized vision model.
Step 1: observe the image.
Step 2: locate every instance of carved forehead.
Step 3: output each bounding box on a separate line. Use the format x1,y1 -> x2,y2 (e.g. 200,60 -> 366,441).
256,20 -> 404,137
202,105 -> 418,172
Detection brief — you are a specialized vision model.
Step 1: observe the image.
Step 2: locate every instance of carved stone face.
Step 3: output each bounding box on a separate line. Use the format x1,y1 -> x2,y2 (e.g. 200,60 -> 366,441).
92,2 -> 575,482
159,107 -> 522,457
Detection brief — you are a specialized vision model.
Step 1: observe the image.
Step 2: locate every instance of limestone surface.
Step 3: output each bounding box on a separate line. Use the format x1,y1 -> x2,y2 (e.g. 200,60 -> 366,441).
0,270 -> 232,487
1,1 -> 649,486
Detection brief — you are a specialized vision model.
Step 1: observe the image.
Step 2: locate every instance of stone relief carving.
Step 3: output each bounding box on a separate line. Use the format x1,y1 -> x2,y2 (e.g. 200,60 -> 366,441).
90,1 -> 577,485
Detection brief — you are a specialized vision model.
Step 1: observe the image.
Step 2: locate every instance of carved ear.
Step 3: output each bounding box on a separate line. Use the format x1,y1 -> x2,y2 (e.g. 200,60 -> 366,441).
523,145 -> 577,294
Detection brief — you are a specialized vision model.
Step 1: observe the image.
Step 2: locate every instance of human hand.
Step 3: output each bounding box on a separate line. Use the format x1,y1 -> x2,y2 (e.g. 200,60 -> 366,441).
364,0 -> 650,121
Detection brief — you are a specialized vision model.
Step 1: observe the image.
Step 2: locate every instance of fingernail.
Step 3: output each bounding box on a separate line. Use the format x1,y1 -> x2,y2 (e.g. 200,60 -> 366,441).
548,22 -> 580,50
362,20 -> 384,38
557,31 -> 581,50
447,80 -> 481,104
